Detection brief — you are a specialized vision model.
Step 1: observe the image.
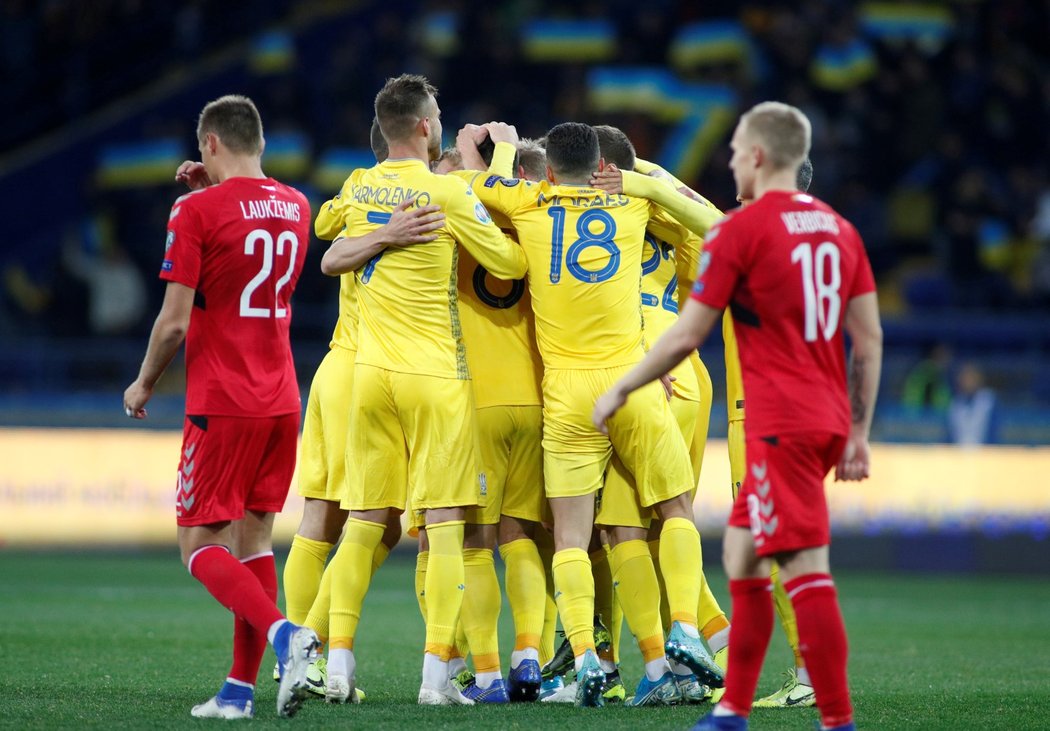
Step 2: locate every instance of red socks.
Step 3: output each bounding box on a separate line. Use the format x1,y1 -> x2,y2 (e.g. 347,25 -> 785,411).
227,552 -> 278,685
720,578 -> 774,716
785,573 -> 853,728
189,545 -> 285,685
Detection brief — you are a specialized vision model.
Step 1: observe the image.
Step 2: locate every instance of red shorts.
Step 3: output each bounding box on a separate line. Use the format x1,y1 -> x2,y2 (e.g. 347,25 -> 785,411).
175,413 -> 299,526
728,431 -> 846,556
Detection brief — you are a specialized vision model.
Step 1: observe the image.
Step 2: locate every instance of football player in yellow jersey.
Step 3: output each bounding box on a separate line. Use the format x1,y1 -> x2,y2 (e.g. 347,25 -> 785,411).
590,154 -> 819,710
590,125 -> 731,706
467,122 -> 723,707
322,74 -> 527,708
429,126 -> 551,703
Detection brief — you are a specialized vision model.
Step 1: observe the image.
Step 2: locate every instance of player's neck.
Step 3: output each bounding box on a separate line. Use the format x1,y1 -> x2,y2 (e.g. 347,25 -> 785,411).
385,140 -> 429,165
212,156 -> 266,183
752,171 -> 798,201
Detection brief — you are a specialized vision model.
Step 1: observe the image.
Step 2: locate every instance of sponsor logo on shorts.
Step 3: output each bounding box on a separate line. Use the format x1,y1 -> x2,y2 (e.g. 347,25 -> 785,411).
478,472 -> 488,496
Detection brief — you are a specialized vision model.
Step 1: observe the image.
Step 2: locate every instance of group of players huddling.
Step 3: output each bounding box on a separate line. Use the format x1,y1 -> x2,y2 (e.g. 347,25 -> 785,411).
124,72 -> 880,731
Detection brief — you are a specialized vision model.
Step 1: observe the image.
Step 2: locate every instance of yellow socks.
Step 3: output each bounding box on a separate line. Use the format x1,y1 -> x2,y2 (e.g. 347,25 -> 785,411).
770,562 -> 803,667
536,529 -> 558,664
552,548 -> 595,658
697,537 -> 729,636
423,521 -> 466,659
462,547 -> 501,675
328,519 -> 385,651
499,538 -> 546,654
304,564 -> 333,642
372,541 -> 391,576
414,550 -> 429,622
283,535 -> 334,624
659,517 -> 702,627
609,540 -> 665,664
648,538 -> 672,633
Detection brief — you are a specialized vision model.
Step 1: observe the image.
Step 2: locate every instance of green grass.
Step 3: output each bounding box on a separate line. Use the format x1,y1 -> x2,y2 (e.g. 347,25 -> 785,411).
1,551 -> 1048,729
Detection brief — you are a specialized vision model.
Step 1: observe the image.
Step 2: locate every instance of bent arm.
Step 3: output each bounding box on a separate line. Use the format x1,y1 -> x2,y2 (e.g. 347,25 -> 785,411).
624,171 -> 723,238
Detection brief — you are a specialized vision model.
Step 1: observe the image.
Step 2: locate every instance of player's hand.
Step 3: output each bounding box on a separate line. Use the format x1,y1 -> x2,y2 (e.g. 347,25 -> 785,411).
483,121 -> 519,146
175,161 -> 212,190
659,373 -> 676,401
590,164 -> 623,194
123,380 -> 152,420
457,123 -> 489,148
382,198 -> 444,247
593,388 -> 628,435
835,433 -> 871,481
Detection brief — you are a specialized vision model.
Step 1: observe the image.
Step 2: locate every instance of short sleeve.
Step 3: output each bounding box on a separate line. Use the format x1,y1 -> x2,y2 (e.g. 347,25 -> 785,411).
161,195 -> 203,288
690,215 -> 745,310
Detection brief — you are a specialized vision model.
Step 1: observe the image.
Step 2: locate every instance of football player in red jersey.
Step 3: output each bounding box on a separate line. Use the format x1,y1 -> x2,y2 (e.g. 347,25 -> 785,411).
123,95 -> 320,720
592,101 -> 882,731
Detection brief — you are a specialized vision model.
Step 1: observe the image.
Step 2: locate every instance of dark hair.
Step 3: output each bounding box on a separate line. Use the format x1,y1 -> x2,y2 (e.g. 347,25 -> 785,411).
544,122 -> 599,182
796,157 -> 813,192
593,124 -> 636,171
374,74 -> 438,143
476,131 -> 520,172
370,116 -> 388,162
197,95 -> 263,155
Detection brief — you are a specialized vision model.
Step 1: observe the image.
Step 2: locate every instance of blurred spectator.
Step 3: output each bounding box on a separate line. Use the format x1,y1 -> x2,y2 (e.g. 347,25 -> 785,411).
947,362 -> 1000,446
61,212 -> 147,336
902,343 -> 953,412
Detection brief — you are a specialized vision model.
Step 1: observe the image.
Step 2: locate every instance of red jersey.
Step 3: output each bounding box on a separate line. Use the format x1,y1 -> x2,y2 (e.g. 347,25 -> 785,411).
161,176 -> 310,417
691,190 -> 875,437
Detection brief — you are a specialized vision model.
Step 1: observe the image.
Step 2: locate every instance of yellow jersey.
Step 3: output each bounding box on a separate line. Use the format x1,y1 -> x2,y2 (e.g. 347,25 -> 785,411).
469,174 -> 692,370
315,170 -> 367,352
724,313 -> 744,422
343,158 -> 527,379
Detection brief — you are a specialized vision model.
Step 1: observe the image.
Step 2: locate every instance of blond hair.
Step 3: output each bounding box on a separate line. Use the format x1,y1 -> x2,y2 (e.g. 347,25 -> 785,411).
740,101 -> 811,171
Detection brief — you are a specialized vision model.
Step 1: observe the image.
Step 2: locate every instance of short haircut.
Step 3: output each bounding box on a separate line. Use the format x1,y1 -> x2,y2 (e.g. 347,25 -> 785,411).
593,124 -> 636,171
544,122 -> 600,181
374,74 -> 437,144
370,116 -> 389,162
516,138 -> 547,181
197,95 -> 263,155
797,157 -> 813,192
435,145 -> 462,171
740,101 -> 811,171
476,131 -> 520,172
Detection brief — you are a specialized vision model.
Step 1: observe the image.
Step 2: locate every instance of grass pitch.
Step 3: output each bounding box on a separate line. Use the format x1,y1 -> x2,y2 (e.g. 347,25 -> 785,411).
1,550 -> 1047,729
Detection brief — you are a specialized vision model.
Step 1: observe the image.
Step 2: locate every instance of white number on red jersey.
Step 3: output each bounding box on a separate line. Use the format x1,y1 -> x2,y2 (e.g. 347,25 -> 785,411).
240,229 -> 299,318
791,241 -> 841,342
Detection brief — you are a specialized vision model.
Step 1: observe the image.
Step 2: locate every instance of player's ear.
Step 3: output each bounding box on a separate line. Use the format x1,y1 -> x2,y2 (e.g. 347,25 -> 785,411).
517,164 -> 526,179
545,164 -> 556,184
420,116 -> 431,140
752,144 -> 764,169
597,157 -> 605,173
258,135 -> 266,157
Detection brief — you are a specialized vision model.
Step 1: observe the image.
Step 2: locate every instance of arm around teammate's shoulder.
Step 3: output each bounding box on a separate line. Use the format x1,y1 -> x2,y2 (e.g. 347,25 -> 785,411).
445,182 -> 526,280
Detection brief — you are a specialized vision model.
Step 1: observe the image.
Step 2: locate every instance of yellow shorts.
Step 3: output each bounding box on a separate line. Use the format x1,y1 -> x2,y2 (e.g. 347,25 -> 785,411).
297,346 -> 355,502
344,365 -> 485,514
687,352 -> 713,490
542,366 -> 693,504
597,395 -> 699,529
466,405 -> 545,525
728,417 -> 746,499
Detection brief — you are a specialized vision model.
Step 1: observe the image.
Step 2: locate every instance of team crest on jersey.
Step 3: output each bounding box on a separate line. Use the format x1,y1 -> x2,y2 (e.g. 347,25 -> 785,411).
474,202 -> 492,224
478,472 -> 488,496
499,178 -> 520,187
165,230 -> 175,252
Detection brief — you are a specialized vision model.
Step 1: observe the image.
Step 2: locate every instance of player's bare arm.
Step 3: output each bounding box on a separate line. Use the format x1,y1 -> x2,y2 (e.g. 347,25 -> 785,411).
320,198 -> 445,276
593,299 -> 722,433
456,123 -> 490,171
123,282 -> 194,418
836,291 -> 883,482
175,160 -> 213,190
